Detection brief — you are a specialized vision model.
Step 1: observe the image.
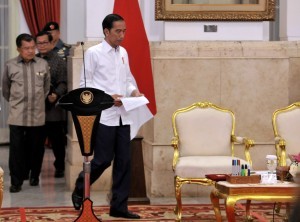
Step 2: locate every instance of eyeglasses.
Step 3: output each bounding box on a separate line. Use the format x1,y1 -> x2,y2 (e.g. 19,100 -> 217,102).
36,41 -> 50,46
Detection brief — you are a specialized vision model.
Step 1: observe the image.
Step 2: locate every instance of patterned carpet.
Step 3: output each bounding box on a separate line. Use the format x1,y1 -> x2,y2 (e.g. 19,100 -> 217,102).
0,203 -> 288,221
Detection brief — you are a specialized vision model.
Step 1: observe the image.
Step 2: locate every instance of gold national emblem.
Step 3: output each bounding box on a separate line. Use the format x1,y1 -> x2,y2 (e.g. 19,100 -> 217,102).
80,90 -> 94,104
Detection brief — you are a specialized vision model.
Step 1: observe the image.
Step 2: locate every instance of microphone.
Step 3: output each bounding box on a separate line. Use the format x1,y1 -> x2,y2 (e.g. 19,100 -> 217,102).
81,41 -> 86,88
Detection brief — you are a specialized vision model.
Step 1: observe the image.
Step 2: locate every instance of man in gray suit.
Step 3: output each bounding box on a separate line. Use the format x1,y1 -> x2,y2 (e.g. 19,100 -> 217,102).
2,33 -> 50,192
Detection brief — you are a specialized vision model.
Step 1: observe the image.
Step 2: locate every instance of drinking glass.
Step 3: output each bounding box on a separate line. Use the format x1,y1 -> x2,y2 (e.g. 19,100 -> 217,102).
266,155 -> 277,174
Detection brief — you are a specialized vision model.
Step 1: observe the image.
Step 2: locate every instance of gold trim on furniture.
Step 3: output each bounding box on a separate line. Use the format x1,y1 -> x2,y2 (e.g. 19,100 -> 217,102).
155,0 -> 275,21
272,102 -> 300,166
174,176 -> 214,221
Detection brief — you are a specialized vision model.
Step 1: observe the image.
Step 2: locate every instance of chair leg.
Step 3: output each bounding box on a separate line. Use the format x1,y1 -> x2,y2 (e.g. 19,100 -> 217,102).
174,176 -> 183,222
283,202 -> 290,222
275,202 -> 282,213
210,189 -> 222,222
245,200 -> 254,222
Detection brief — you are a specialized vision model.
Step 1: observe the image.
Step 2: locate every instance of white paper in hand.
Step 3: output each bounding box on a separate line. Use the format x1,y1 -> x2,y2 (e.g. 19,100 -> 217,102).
120,96 -> 149,112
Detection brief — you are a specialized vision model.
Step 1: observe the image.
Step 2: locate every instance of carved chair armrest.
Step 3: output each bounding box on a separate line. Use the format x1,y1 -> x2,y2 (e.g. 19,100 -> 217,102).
231,135 -> 255,166
274,136 -> 287,166
171,136 -> 179,171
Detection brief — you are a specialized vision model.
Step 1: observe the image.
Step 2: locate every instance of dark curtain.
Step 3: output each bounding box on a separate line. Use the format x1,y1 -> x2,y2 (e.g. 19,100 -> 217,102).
20,0 -> 60,37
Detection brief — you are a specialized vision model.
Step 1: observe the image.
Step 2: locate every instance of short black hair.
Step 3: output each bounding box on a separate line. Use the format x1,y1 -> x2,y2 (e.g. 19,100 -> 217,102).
102,14 -> 124,35
16,33 -> 34,48
35,31 -> 53,42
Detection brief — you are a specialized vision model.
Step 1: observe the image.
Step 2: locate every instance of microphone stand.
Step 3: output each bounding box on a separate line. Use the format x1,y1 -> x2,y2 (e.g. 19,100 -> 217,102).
80,41 -> 91,201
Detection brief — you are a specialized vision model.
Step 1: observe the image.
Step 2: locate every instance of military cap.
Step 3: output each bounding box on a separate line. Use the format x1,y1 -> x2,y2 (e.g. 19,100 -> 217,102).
43,22 -> 60,31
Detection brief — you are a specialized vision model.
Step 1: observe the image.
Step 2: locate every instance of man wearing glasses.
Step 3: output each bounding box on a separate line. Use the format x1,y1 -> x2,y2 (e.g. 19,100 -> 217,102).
35,31 -> 68,179
2,33 -> 50,192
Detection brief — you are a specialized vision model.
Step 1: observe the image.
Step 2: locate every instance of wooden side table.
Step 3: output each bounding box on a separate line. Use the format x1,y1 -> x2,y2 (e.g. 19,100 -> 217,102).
210,181 -> 299,222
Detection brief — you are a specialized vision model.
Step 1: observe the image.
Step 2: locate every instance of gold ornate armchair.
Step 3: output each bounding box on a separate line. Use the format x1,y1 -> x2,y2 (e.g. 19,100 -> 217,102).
271,102 -> 300,217
272,102 -> 300,167
171,102 -> 254,221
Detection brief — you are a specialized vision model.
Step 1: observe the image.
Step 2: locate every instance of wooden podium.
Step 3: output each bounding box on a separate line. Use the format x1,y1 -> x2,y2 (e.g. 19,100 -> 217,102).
58,87 -> 114,221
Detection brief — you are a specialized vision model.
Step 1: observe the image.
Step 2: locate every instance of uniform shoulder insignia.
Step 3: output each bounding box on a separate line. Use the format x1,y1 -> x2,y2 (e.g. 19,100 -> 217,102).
63,43 -> 72,49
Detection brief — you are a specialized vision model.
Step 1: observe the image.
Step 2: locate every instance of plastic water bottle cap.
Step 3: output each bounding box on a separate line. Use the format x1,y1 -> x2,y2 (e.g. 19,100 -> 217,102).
266,155 -> 277,160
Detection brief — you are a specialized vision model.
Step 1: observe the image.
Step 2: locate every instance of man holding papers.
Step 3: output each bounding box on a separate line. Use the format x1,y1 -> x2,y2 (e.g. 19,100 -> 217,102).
72,14 -> 152,219
120,96 -> 149,112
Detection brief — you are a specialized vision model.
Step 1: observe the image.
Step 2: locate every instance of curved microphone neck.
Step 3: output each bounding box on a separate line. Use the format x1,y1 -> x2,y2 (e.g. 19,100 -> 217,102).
81,42 -> 86,88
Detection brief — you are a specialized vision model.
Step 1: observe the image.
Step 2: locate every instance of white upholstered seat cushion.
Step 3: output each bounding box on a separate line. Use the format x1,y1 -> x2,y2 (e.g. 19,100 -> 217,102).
175,156 -> 249,178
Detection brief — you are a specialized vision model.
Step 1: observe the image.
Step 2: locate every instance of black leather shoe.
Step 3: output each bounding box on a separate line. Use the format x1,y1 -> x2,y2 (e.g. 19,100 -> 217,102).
9,185 -> 22,193
109,209 -> 141,219
29,178 -> 39,186
72,188 -> 83,210
54,170 -> 64,178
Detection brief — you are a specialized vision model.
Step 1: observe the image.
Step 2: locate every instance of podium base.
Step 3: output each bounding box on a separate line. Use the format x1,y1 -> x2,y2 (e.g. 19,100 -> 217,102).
75,198 -> 101,222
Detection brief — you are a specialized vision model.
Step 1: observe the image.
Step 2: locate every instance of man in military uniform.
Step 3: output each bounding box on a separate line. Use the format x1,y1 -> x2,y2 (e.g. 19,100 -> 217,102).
43,22 -> 70,149
43,21 -> 71,61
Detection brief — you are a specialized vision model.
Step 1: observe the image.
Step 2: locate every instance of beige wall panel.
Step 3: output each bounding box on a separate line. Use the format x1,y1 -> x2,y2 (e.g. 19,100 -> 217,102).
151,146 -> 173,171
289,58 -> 300,103
220,58 -> 289,141
152,58 -> 221,143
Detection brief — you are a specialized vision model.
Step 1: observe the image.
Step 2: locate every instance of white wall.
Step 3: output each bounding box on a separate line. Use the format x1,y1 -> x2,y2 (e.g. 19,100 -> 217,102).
60,0 -> 85,44
164,21 -> 270,41
18,2 -> 30,35
280,0 -> 300,40
85,0 -> 114,41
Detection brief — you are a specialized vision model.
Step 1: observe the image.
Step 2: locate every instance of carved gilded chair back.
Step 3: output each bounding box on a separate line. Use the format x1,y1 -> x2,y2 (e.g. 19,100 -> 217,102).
272,102 -> 300,166
172,102 -> 235,157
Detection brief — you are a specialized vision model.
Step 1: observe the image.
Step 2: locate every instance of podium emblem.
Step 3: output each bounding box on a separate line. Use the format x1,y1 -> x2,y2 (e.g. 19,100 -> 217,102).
80,90 -> 94,104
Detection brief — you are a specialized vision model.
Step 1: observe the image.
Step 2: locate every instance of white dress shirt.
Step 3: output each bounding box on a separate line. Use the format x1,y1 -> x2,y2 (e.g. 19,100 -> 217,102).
80,40 -> 138,127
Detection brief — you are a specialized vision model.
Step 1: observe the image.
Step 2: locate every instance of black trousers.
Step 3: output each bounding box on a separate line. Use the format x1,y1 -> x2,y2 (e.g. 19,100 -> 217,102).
75,122 -> 131,212
42,121 -> 66,171
9,125 -> 45,186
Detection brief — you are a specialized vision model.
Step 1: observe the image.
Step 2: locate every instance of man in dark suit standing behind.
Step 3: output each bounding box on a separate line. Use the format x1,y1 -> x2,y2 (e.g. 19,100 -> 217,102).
35,31 -> 68,178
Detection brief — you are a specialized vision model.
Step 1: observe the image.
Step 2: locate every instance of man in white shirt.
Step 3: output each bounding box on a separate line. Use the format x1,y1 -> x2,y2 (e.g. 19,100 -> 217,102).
72,14 -> 142,219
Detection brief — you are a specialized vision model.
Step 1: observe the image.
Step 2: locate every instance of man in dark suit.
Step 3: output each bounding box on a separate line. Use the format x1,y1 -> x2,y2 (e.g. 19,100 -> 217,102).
35,31 -> 68,178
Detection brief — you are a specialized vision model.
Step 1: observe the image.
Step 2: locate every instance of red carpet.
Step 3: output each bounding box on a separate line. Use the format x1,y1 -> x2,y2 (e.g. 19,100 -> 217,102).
0,203 -> 288,221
